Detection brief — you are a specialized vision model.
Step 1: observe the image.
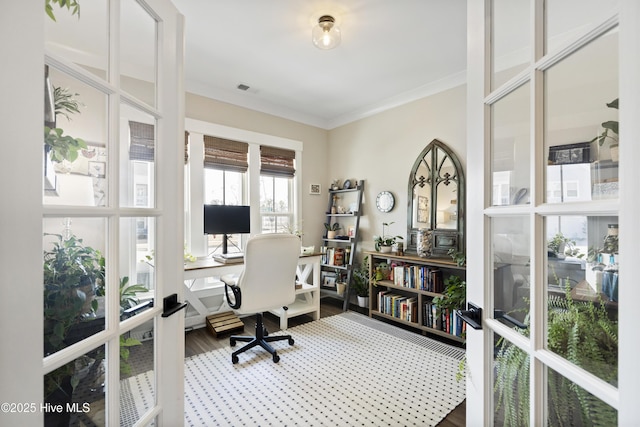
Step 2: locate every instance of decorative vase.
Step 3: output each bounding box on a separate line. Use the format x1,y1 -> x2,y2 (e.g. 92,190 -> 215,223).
336,282 -> 346,297
357,296 -> 369,308
416,229 -> 432,257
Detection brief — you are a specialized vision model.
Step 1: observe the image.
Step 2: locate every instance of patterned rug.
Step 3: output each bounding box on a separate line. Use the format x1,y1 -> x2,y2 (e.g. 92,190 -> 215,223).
121,312 -> 466,426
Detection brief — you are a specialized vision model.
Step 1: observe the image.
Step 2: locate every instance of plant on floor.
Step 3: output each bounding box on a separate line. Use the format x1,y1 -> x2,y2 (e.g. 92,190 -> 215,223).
351,256 -> 370,297
494,281 -> 618,426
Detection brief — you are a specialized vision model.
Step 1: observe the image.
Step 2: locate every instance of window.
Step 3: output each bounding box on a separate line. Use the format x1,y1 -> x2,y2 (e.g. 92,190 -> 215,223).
203,136 -> 248,253
184,120 -> 303,259
260,175 -> 293,233
259,146 -> 296,233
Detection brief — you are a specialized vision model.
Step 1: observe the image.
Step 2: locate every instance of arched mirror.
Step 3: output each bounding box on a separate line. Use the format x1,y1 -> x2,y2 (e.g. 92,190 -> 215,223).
407,139 -> 465,256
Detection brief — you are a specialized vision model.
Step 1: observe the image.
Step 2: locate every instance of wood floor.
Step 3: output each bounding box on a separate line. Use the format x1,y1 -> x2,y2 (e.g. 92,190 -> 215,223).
183,297 -> 465,427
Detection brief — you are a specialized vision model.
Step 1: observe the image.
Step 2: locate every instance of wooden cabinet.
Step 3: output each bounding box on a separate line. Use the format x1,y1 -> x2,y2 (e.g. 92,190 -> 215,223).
366,251 -> 466,343
320,180 -> 364,310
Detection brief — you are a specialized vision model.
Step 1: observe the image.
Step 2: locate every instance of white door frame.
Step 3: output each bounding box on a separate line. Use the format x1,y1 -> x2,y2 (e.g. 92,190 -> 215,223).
0,1 -> 185,425
465,0 -> 640,425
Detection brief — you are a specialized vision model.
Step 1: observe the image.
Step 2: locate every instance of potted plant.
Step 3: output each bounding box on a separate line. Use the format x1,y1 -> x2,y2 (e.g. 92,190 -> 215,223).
43,232 -> 105,423
352,256 -> 371,307
589,98 -> 619,162
324,222 -> 341,239
547,232 -> 581,259
374,221 -> 403,253
494,282 -> 617,426
44,85 -> 87,164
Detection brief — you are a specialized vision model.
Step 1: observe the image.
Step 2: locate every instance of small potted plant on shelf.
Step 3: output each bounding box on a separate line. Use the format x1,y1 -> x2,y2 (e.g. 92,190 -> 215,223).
547,232 -> 581,260
324,222 -> 341,239
589,97 -> 619,162
374,221 -> 403,253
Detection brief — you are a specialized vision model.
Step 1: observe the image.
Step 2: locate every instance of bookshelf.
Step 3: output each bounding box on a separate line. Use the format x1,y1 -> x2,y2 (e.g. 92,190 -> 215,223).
365,251 -> 466,343
320,180 -> 364,310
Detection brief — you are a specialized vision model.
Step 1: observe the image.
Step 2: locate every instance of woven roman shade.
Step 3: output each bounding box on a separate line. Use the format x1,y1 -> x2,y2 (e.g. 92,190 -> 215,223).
203,135 -> 248,172
129,121 -> 189,164
260,146 -> 295,177
129,121 -> 155,161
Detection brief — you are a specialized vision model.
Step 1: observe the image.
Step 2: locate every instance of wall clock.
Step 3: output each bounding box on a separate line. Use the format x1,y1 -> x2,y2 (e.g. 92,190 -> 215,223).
376,191 -> 395,213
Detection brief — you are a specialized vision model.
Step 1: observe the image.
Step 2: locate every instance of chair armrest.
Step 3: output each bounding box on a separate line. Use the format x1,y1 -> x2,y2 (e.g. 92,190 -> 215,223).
221,274 -> 238,286
224,281 -> 242,309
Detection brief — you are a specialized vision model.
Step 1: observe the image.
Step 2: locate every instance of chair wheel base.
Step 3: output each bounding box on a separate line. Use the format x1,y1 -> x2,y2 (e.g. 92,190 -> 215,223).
232,355 -> 239,364
288,338 -> 294,345
273,353 -> 280,363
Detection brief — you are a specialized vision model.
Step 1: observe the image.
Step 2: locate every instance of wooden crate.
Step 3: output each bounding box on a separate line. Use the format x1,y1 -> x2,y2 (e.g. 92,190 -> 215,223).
206,312 -> 244,337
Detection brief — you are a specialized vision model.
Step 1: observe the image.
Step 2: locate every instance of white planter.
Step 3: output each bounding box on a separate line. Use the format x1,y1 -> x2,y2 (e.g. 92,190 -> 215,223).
357,296 -> 369,308
379,245 -> 392,253
327,230 -> 336,239
336,282 -> 347,297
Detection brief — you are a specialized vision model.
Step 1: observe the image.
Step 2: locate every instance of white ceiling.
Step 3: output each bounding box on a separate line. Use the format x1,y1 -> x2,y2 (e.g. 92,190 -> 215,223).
171,0 -> 468,129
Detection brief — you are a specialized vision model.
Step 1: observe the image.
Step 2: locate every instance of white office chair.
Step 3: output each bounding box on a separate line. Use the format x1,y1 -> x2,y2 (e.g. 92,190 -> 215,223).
222,233 -> 301,364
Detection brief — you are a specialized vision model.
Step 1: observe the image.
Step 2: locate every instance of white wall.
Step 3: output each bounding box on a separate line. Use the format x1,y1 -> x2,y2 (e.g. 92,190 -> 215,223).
328,84 -> 467,257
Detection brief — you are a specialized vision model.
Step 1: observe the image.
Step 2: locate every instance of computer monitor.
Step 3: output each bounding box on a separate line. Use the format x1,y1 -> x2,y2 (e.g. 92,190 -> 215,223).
203,205 -> 250,254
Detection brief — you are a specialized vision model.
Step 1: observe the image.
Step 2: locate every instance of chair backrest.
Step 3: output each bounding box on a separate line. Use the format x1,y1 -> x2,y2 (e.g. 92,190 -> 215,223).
234,233 -> 301,314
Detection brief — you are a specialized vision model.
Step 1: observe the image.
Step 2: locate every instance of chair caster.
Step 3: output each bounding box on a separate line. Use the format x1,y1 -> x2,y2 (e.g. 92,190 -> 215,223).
232,355 -> 239,364
230,339 -> 237,347
263,327 -> 269,336
288,338 -> 295,345
272,353 -> 280,363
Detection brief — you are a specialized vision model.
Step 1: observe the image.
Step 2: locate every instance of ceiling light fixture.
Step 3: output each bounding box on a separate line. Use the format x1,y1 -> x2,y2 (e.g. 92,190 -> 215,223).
312,15 -> 341,50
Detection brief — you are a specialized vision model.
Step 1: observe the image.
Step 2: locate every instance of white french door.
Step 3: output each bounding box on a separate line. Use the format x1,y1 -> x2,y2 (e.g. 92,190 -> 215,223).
466,0 -> 640,425
0,0 -> 185,425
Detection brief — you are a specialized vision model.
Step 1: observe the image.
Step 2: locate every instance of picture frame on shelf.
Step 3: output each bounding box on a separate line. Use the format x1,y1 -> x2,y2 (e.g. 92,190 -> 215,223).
321,272 -> 337,288
548,142 -> 591,165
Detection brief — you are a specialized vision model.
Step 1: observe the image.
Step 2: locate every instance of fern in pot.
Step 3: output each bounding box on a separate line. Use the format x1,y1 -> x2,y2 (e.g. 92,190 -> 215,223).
494,281 -> 617,426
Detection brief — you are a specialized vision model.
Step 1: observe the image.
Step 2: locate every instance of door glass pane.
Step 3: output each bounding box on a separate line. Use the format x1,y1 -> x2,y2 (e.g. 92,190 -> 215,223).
547,366 -> 617,425
544,30 -> 619,204
44,218 -> 106,357
546,215 -> 618,385
44,67 -> 108,206
45,1 -> 109,80
44,345 -> 106,426
120,326 -> 156,426
492,217 -> 530,333
494,332 -> 530,425
121,106 -> 156,208
546,0 -> 620,54
491,83 -> 530,206
491,0 -> 530,90
119,217 -> 155,320
120,0 -> 157,107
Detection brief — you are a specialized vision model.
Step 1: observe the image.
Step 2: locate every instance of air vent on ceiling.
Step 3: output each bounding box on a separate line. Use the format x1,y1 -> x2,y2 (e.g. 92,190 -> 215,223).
237,83 -> 250,91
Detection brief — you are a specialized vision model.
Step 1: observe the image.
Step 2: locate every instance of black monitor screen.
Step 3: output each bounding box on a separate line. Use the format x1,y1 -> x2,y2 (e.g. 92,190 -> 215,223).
204,205 -> 251,235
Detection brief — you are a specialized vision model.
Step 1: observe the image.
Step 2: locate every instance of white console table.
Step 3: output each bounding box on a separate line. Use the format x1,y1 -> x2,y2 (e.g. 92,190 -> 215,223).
183,254 -> 321,330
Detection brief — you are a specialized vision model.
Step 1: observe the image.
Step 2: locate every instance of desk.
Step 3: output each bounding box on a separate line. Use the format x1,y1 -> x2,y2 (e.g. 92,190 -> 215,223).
184,254 -> 321,330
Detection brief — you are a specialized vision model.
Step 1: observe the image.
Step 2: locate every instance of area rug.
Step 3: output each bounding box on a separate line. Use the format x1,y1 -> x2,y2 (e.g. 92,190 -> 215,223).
122,311 -> 466,426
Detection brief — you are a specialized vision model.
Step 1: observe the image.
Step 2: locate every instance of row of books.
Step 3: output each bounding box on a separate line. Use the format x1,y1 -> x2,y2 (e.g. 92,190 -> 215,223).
320,246 -> 348,266
422,302 -> 466,337
392,265 -> 444,293
377,291 -> 418,323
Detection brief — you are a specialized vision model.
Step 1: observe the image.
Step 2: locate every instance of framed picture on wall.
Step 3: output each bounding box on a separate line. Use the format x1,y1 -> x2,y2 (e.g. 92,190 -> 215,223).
309,183 -> 321,195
